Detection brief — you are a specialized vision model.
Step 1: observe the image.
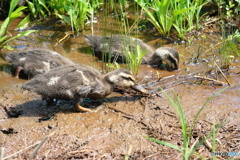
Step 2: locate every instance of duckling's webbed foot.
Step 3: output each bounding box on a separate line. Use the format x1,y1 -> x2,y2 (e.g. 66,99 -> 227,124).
75,103 -> 92,112
15,66 -> 23,78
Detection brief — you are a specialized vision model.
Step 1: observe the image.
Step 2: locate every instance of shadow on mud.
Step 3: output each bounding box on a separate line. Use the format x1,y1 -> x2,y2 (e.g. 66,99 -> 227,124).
7,94 -> 144,118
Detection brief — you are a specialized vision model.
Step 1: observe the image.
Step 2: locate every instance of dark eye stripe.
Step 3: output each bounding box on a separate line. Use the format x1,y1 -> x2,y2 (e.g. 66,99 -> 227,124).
122,76 -> 134,81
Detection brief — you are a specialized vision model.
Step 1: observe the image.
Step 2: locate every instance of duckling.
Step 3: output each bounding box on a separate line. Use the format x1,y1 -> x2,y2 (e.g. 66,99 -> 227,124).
22,64 -> 146,112
84,35 -> 179,70
3,48 -> 75,78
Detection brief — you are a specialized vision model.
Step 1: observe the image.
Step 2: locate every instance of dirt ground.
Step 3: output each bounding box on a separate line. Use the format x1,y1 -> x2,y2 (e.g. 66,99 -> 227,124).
0,18 -> 240,159
1,60 -> 240,159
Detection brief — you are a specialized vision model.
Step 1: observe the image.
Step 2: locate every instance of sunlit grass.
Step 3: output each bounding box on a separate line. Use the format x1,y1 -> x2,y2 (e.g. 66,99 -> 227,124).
99,0 -> 146,74
126,44 -> 148,75
145,87 -> 228,159
106,62 -> 121,71
26,0 -> 50,19
0,0 -> 37,50
135,0 -> 208,39
64,0 -> 89,35
26,0 -> 103,35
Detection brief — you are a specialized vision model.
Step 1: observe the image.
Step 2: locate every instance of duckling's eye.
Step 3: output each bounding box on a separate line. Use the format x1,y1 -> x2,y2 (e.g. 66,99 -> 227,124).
122,76 -> 134,81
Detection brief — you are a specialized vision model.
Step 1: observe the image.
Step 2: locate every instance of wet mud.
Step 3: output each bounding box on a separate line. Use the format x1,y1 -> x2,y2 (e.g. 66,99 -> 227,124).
0,16 -> 240,159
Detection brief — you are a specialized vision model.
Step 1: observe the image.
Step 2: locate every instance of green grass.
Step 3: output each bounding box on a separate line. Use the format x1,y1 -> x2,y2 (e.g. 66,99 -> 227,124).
106,62 -> 121,71
100,0 -> 144,73
145,87 -> 228,159
26,0 -> 50,19
201,30 -> 240,69
63,0 -> 89,35
212,0 -> 240,69
135,0 -> 209,39
24,0 -> 239,40
219,30 -> 240,68
26,0 -> 103,35
23,0 -> 239,72
213,0 -> 240,20
0,0 -> 37,50
126,44 -> 148,75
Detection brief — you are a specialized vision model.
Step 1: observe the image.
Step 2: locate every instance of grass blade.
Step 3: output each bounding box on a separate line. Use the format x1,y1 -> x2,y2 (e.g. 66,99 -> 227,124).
145,136 -> 181,151
190,87 -> 228,134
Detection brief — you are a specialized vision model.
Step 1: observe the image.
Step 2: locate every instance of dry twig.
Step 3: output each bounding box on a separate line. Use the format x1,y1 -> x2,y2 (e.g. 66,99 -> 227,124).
54,32 -> 73,46
203,135 -> 213,150
193,75 -> 228,86
214,62 -> 231,86
2,132 -> 55,160
204,18 -> 220,26
3,143 -> 38,160
125,145 -> 133,160
0,147 -> 4,160
29,131 -> 55,160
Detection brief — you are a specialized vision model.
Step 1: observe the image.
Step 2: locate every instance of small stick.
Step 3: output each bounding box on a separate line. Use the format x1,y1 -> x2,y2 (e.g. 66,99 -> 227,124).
125,145 -> 132,160
107,106 -> 134,118
162,110 -> 177,118
128,10 -> 145,34
54,32 -> 73,46
204,135 -> 213,150
2,132 -> 55,160
193,75 -> 228,86
3,143 -> 39,160
0,147 -> 4,160
29,132 -> 55,160
192,137 -> 200,150
204,18 -> 220,25
214,62 -> 231,87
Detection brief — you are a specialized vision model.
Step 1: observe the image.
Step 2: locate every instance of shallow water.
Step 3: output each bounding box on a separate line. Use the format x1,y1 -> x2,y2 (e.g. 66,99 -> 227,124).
0,14 -> 240,159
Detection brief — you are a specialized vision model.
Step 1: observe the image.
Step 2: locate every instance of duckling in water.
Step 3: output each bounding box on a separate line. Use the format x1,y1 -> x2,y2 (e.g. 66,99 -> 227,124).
84,35 -> 179,70
3,48 -> 75,78
22,64 -> 146,112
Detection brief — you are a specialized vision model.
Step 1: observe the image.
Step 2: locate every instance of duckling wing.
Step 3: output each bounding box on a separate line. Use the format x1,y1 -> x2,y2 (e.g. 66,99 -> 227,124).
85,35 -> 132,62
3,51 -> 29,66
21,49 -> 74,69
4,49 -> 74,76
4,51 -> 49,76
85,35 -> 122,56
22,65 -> 105,100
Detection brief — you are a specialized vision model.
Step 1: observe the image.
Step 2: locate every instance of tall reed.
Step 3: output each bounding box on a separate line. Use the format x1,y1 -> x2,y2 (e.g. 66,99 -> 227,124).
101,0 -> 145,74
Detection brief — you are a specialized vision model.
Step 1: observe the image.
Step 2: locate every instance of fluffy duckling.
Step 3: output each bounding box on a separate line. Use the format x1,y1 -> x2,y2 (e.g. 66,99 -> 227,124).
22,64 -> 146,112
84,35 -> 179,70
3,48 -> 75,78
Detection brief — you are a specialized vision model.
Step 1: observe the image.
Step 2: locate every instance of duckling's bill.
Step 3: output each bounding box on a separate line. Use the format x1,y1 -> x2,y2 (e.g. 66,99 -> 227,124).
131,84 -> 147,93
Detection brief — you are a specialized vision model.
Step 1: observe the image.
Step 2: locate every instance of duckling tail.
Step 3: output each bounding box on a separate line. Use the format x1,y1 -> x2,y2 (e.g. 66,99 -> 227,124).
21,80 -> 39,91
2,52 -> 11,61
83,35 -> 92,46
